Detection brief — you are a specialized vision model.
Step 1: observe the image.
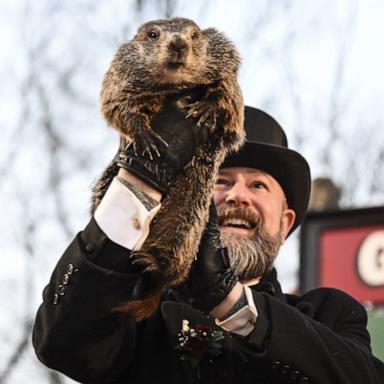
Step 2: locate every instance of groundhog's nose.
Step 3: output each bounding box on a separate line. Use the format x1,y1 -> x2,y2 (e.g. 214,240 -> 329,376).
169,36 -> 187,53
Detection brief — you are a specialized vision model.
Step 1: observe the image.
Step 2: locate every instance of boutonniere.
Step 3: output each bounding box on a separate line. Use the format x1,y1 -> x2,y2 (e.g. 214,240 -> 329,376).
174,319 -> 225,379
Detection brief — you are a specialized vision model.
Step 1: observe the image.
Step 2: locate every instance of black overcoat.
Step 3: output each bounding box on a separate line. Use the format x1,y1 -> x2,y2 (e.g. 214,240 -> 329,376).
33,219 -> 384,383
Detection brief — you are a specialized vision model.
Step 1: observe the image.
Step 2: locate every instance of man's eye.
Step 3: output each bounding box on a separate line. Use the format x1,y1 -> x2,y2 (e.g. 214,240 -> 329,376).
214,178 -> 231,189
252,182 -> 266,190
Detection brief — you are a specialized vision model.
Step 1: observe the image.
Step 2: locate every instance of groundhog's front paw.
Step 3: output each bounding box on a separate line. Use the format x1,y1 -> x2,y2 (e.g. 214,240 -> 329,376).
128,120 -> 168,160
185,100 -> 218,132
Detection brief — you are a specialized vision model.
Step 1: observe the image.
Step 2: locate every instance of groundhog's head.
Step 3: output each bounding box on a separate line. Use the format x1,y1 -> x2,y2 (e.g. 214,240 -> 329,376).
104,17 -> 240,87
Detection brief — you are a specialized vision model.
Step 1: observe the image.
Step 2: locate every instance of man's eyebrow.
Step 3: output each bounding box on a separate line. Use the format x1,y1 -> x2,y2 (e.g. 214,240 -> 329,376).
217,169 -> 232,176
249,173 -> 272,184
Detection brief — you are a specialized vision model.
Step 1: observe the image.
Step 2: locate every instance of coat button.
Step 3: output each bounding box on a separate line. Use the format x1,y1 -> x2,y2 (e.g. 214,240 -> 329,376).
85,242 -> 96,252
290,370 -> 300,380
271,361 -> 281,369
67,264 -> 74,274
62,273 -> 69,285
281,365 -> 290,374
53,293 -> 59,305
67,263 -> 78,274
58,285 -> 66,296
299,378 -> 310,383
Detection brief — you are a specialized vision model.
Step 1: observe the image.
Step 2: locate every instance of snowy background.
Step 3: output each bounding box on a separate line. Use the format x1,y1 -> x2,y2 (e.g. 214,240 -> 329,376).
1,0 -> 383,382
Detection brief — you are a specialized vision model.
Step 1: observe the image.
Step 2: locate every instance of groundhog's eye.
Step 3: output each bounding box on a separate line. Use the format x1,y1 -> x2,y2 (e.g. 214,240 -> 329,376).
148,30 -> 159,40
191,31 -> 198,40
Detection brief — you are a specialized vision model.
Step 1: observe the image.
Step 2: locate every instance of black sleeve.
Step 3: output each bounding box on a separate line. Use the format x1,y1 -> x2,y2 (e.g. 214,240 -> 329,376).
233,288 -> 384,384
32,218 -> 143,384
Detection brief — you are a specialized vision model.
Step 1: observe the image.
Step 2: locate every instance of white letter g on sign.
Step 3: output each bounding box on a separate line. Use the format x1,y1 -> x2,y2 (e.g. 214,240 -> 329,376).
357,230 -> 384,287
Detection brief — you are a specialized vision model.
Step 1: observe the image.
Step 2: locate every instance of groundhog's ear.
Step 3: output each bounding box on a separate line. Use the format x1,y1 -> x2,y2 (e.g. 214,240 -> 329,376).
201,27 -> 220,38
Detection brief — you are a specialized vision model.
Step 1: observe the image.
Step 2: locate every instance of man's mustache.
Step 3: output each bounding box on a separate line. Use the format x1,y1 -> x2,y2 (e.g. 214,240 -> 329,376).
216,206 -> 262,232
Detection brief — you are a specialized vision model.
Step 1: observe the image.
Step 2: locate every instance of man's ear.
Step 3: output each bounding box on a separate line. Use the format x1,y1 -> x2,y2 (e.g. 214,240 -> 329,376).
280,208 -> 296,244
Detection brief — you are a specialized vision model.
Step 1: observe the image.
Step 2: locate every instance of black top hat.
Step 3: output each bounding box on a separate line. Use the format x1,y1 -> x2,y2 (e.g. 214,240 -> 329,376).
222,106 -> 311,235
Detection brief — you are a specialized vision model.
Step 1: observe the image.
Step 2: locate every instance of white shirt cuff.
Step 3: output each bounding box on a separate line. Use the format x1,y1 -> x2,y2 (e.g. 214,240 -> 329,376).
215,286 -> 258,336
94,177 -> 161,250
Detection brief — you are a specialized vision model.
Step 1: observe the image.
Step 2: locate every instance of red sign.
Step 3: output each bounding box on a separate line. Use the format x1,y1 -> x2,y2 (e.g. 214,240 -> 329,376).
319,225 -> 384,303
300,207 -> 384,304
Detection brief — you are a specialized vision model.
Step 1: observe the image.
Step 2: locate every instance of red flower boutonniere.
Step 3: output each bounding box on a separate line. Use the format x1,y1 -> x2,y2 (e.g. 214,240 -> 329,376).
175,319 -> 225,378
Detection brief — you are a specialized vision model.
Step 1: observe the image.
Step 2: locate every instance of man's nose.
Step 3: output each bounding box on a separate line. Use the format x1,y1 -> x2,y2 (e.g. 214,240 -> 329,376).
225,183 -> 251,206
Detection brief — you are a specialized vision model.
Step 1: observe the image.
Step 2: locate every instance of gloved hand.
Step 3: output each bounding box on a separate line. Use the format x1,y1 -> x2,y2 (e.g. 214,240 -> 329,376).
117,92 -> 209,195
178,201 -> 239,313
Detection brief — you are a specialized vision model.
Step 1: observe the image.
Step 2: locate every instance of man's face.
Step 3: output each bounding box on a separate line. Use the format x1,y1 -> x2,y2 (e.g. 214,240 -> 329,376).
213,167 -> 296,281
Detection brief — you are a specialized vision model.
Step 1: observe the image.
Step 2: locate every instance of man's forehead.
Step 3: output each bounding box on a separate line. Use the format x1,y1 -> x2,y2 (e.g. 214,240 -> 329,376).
218,167 -> 270,177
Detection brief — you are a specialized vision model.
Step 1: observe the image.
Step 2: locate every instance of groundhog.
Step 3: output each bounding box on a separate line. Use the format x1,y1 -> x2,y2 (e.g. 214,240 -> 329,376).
91,17 -> 244,321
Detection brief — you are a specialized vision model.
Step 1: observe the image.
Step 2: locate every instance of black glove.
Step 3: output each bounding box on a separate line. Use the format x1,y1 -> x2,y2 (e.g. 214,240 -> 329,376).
178,201 -> 239,313
117,92 -> 209,195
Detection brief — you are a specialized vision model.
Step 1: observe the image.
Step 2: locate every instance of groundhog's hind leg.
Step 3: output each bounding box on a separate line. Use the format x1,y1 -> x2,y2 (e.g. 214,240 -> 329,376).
90,138 -> 126,214
128,249 -> 161,275
114,249 -> 169,321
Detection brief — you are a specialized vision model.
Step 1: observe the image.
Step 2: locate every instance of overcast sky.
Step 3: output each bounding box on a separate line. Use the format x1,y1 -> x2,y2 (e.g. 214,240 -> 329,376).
0,1 -> 383,382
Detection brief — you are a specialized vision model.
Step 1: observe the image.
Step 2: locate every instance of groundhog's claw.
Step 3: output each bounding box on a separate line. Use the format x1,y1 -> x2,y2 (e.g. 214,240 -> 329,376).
131,127 -> 168,160
129,251 -> 159,274
186,101 -> 217,132
197,110 -> 217,130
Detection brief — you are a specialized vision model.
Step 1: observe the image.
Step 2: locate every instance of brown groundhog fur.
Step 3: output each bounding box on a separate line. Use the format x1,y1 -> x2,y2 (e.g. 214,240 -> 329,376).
91,17 -> 244,321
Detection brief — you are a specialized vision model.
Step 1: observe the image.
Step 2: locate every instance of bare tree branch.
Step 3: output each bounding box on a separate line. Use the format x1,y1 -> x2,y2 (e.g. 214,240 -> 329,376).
322,1 -> 357,171
0,319 -> 34,384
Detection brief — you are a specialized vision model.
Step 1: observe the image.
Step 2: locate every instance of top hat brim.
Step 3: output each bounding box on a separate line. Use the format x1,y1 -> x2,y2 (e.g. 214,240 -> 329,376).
222,142 -> 311,235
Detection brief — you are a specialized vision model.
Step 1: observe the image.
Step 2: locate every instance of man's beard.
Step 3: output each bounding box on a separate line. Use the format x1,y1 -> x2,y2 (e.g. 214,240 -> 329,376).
217,206 -> 282,282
